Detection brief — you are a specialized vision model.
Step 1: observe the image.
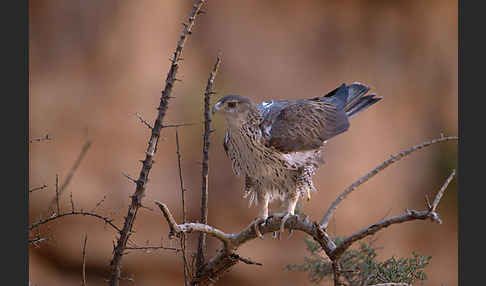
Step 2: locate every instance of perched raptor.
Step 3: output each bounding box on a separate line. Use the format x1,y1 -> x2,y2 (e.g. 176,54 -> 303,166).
212,83 -> 382,237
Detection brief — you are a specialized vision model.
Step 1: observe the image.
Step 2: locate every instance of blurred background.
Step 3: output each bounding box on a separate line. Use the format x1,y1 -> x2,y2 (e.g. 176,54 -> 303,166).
29,0 -> 457,285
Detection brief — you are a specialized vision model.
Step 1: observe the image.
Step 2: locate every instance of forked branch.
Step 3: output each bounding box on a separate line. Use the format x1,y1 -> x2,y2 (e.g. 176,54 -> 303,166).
155,136 -> 456,285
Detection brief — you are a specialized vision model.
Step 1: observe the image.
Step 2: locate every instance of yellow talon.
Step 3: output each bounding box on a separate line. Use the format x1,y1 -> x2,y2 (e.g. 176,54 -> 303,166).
306,188 -> 311,201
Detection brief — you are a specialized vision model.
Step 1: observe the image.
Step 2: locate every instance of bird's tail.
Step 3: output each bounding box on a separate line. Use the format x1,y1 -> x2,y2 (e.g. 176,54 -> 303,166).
343,82 -> 382,119
322,82 -> 382,118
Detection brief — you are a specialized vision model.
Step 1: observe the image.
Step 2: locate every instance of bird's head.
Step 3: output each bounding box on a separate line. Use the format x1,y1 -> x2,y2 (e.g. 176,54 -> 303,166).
213,95 -> 257,127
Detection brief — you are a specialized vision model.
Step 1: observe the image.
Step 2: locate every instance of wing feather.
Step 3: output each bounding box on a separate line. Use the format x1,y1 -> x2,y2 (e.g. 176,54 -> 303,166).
261,84 -> 350,153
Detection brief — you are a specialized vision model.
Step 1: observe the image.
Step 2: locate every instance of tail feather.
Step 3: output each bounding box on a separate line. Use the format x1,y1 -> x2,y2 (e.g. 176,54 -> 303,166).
346,94 -> 382,119
344,82 -> 371,112
321,82 -> 382,118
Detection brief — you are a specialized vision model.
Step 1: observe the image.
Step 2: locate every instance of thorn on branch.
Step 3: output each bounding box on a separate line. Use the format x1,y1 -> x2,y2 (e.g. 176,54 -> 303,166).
122,172 -> 138,184
134,112 -> 153,130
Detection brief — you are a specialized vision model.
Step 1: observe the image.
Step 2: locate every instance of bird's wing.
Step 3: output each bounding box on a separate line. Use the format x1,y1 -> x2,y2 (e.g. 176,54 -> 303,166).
259,84 -> 351,153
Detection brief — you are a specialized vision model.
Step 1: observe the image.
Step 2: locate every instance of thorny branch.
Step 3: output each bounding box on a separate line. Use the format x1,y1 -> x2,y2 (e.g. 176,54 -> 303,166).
29,210 -> 121,234
196,53 -> 223,276
156,137 -> 456,285
108,1 -> 207,285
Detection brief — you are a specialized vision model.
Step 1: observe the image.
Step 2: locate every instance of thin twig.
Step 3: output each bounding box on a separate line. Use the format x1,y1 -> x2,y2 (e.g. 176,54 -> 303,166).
29,184 -> 48,193
29,133 -> 52,143
108,3 -> 207,284
48,140 -> 92,209
134,112 -> 153,130
196,52 -> 223,275
175,128 -> 191,285
82,233 -> 88,286
320,136 -> 458,229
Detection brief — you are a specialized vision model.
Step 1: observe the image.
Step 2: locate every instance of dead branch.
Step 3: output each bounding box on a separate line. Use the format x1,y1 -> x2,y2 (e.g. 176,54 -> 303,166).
82,234 -> 88,286
108,2 -> 207,284
320,136 -> 458,229
196,53 -> 223,275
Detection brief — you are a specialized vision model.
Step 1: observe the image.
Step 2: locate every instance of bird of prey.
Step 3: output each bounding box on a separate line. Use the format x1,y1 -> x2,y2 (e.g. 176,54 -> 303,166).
212,83 -> 382,237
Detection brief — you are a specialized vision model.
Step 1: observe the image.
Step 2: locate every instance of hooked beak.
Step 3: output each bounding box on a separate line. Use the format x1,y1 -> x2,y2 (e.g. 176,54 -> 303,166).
212,101 -> 223,114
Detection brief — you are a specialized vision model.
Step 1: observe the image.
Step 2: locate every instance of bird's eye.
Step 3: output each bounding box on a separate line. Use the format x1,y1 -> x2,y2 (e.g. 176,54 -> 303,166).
227,102 -> 236,108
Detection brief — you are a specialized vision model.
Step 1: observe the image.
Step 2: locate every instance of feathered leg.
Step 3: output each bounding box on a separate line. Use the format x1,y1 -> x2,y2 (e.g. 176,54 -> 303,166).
273,191 -> 299,239
253,191 -> 270,239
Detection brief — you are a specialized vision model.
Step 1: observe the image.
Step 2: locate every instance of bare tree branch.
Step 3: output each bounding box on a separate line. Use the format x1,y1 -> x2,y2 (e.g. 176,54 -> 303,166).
108,2 -> 207,284
154,134 -> 457,285
320,136 -> 458,229
196,53 -> 223,275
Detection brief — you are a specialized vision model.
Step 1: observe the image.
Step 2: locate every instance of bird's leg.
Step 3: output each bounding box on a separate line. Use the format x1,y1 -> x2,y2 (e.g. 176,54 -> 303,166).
273,192 -> 299,239
253,192 -> 270,239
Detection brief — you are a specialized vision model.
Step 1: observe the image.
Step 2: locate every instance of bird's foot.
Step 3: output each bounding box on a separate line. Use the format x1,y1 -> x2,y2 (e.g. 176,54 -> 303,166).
252,217 -> 269,239
270,212 -> 294,240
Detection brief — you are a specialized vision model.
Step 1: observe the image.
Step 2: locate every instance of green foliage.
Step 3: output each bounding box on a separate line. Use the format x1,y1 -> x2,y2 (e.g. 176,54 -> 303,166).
286,237 -> 431,285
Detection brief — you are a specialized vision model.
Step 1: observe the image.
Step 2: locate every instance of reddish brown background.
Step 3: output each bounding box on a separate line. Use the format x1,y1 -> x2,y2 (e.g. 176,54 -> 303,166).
29,0 -> 458,285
